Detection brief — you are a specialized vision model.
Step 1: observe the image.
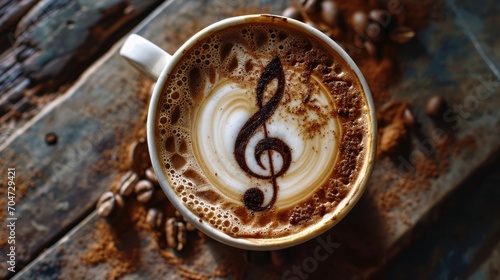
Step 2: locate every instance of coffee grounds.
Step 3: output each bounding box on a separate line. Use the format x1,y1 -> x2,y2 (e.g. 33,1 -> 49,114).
80,219 -> 142,280
0,149 -> 40,247
79,191 -> 230,280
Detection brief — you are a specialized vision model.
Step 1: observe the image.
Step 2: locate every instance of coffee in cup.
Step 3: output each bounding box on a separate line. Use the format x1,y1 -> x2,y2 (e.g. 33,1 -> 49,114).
148,16 -> 375,243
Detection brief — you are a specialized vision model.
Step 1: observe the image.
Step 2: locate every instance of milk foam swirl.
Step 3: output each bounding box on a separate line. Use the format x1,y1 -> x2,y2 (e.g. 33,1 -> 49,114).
193,78 -> 339,210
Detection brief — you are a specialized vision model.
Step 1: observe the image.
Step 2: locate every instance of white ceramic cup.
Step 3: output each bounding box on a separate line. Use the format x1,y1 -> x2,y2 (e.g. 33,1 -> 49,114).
120,14 -> 377,250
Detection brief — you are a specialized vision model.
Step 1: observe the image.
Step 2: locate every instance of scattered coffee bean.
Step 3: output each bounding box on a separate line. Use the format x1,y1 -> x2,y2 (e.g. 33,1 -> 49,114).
320,0 -> 339,27
166,217 -> 178,248
45,132 -> 58,145
135,179 -> 154,203
244,251 -> 271,264
365,21 -> 383,41
282,6 -> 303,21
425,95 -> 447,119
364,41 -> 377,57
302,0 -> 321,15
130,139 -> 151,177
115,193 -> 125,209
117,171 -> 139,196
403,107 -> 416,128
390,26 -> 415,44
368,9 -> 392,27
145,167 -> 159,186
176,222 -> 187,251
96,191 -> 116,218
352,11 -> 368,31
146,207 -> 164,231
173,210 -> 196,230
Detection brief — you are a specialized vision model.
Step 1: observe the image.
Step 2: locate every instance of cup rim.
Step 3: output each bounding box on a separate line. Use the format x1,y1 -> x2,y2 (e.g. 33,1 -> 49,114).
147,14 -> 377,250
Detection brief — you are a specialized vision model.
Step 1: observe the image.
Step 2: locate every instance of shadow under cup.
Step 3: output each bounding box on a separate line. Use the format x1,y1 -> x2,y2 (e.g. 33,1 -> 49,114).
146,15 -> 377,250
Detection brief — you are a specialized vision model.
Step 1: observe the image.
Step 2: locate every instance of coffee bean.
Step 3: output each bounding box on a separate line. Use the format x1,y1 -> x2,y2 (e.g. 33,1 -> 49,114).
135,180 -> 154,203
166,217 -> 177,248
425,96 -> 447,119
130,139 -> 151,177
45,132 -> 58,145
352,11 -> 368,31
96,191 -> 116,218
302,0 -> 321,15
145,167 -> 159,186
115,193 -> 125,209
365,21 -> 383,41
368,9 -> 392,27
146,207 -> 164,230
176,222 -> 187,251
403,107 -> 416,128
390,26 -> 415,44
320,0 -> 339,27
117,171 -> 139,196
282,7 -> 303,21
364,41 -> 377,57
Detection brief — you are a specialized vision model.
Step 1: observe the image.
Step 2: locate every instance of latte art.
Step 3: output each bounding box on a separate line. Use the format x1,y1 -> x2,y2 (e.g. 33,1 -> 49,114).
193,76 -> 339,210
155,18 -> 372,239
234,56 -> 291,212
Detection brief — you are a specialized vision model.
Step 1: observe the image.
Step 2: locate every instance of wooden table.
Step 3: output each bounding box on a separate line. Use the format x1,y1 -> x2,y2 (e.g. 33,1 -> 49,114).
1,0 -> 499,279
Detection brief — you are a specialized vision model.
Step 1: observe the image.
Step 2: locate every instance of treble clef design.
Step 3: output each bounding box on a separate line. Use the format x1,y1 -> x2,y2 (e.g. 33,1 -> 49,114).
234,56 -> 292,212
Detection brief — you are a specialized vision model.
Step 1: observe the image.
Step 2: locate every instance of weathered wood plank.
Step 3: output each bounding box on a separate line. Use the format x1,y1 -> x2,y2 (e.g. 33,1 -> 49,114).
374,157 -> 500,279
13,212 -> 249,280
468,239 -> 500,280
450,0 -> 500,79
0,0 -> 40,36
0,0 -> 162,130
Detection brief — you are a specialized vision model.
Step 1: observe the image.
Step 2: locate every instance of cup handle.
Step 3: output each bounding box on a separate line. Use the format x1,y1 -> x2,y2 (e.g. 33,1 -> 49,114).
119,34 -> 172,80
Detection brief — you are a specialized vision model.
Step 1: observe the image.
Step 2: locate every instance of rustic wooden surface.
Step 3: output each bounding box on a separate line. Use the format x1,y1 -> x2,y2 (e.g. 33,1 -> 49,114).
0,0 -> 162,129
0,0 -> 499,279
377,157 -> 500,279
